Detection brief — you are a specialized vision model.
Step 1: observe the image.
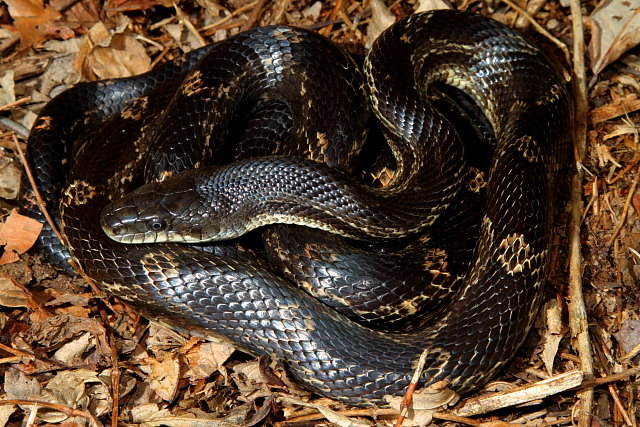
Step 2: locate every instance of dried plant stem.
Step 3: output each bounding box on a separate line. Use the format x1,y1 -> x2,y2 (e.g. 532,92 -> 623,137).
567,1 -> 593,426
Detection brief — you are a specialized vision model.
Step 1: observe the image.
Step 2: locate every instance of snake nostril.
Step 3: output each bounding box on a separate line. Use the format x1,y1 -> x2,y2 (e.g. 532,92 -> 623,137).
112,226 -> 123,236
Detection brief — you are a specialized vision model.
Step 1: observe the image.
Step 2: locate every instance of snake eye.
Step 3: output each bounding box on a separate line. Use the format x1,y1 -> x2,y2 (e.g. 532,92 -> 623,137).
147,218 -> 167,232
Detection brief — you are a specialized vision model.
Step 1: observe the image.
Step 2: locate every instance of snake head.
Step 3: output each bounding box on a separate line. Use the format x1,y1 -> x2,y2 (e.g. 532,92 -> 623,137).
100,174 -> 203,244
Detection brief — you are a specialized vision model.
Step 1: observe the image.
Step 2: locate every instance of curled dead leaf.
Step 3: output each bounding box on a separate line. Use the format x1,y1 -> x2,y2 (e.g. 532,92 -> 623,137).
588,0 -> 640,78
0,210 -> 43,265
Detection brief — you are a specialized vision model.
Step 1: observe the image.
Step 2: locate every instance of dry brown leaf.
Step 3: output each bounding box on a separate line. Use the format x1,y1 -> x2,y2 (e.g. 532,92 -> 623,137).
0,210 -> 43,265
415,0 -> 452,13
0,70 -> 16,108
0,276 -> 31,308
53,331 -> 94,364
541,300 -> 564,376
588,0 -> 640,77
77,18 -> 151,80
29,313 -> 111,358
385,382 -> 459,426
4,367 -> 44,401
132,405 -> 252,426
614,319 -> 640,354
105,0 -> 173,13
366,0 -> 395,49
39,369 -> 111,422
280,396 -> 372,427
184,342 -> 234,380
0,157 -> 22,200
4,0 -> 74,47
142,355 -> 181,402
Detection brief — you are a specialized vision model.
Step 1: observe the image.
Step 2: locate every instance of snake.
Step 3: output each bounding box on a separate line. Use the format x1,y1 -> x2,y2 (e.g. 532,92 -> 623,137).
24,10 -> 572,407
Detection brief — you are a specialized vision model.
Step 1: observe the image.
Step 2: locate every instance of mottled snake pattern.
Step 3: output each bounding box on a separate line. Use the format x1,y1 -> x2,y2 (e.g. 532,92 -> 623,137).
25,10 -> 572,406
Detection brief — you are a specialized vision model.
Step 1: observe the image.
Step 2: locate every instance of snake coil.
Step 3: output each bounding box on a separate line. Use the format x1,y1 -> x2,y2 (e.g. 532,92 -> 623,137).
25,10 -> 572,406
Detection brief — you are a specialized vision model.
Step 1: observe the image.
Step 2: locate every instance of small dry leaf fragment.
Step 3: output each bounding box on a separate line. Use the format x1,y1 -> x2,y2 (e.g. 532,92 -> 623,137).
76,18 -> 151,80
385,381 -> 459,426
614,318 -> 640,354
29,313 -> 111,358
4,0 -> 74,47
0,70 -> 16,107
143,355 -> 181,402
0,156 -> 23,200
415,0 -> 451,13
0,276 -> 32,308
53,331 -> 94,364
366,0 -> 395,49
184,342 -> 234,380
541,300 -> 564,375
0,209 -> 43,265
588,0 -> 640,77
39,369 -> 111,422
4,367 -> 44,401
280,396 -> 372,427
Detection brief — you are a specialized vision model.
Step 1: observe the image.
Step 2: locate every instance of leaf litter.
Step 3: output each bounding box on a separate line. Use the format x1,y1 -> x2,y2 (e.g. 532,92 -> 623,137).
1,0 -> 640,425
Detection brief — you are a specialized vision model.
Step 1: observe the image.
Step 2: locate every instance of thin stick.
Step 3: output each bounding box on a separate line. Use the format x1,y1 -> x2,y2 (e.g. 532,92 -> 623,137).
394,349 -> 428,427
241,0 -> 268,31
0,97 -> 31,113
567,0 -> 593,426
200,1 -> 259,31
608,167 -> 640,245
13,134 -> 65,245
174,3 -> 207,47
99,307 -> 120,427
0,399 -> 100,427
431,412 -> 481,426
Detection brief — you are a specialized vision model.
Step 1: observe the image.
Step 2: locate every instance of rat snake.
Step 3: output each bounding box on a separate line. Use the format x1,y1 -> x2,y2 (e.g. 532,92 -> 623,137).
25,10 -> 572,406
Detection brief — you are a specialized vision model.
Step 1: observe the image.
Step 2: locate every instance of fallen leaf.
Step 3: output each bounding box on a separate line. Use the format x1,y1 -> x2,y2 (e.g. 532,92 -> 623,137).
76,18 -> 151,80
184,342 -> 234,380
366,0 -> 395,49
588,0 -> 640,78
142,356 -> 181,402
53,331 -> 94,365
0,276 -> 31,308
415,0 -> 451,12
4,0 -> 74,47
39,369 -> 111,422
0,156 -> 23,200
542,300 -> 564,375
614,318 -> 640,354
0,70 -> 16,108
0,209 -> 43,265
280,396 -> 372,427
385,381 -> 459,426
4,367 -> 44,401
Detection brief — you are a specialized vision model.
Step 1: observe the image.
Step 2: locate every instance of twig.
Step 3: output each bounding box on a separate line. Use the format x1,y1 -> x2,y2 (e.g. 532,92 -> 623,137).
99,307 -> 120,427
200,1 -> 259,32
394,349 -> 428,427
431,412 -> 481,426
0,117 -> 29,138
0,399 -> 100,427
0,97 -> 31,113
567,0 -> 593,426
241,0 -> 268,31
608,383 -> 633,426
501,0 -> 571,66
173,3 -> 207,47
13,134 -> 65,245
608,167 -> 640,245
453,370 -> 584,417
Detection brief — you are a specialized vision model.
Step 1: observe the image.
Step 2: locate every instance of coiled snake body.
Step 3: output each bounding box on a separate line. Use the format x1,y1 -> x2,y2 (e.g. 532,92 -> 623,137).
26,10 -> 572,406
